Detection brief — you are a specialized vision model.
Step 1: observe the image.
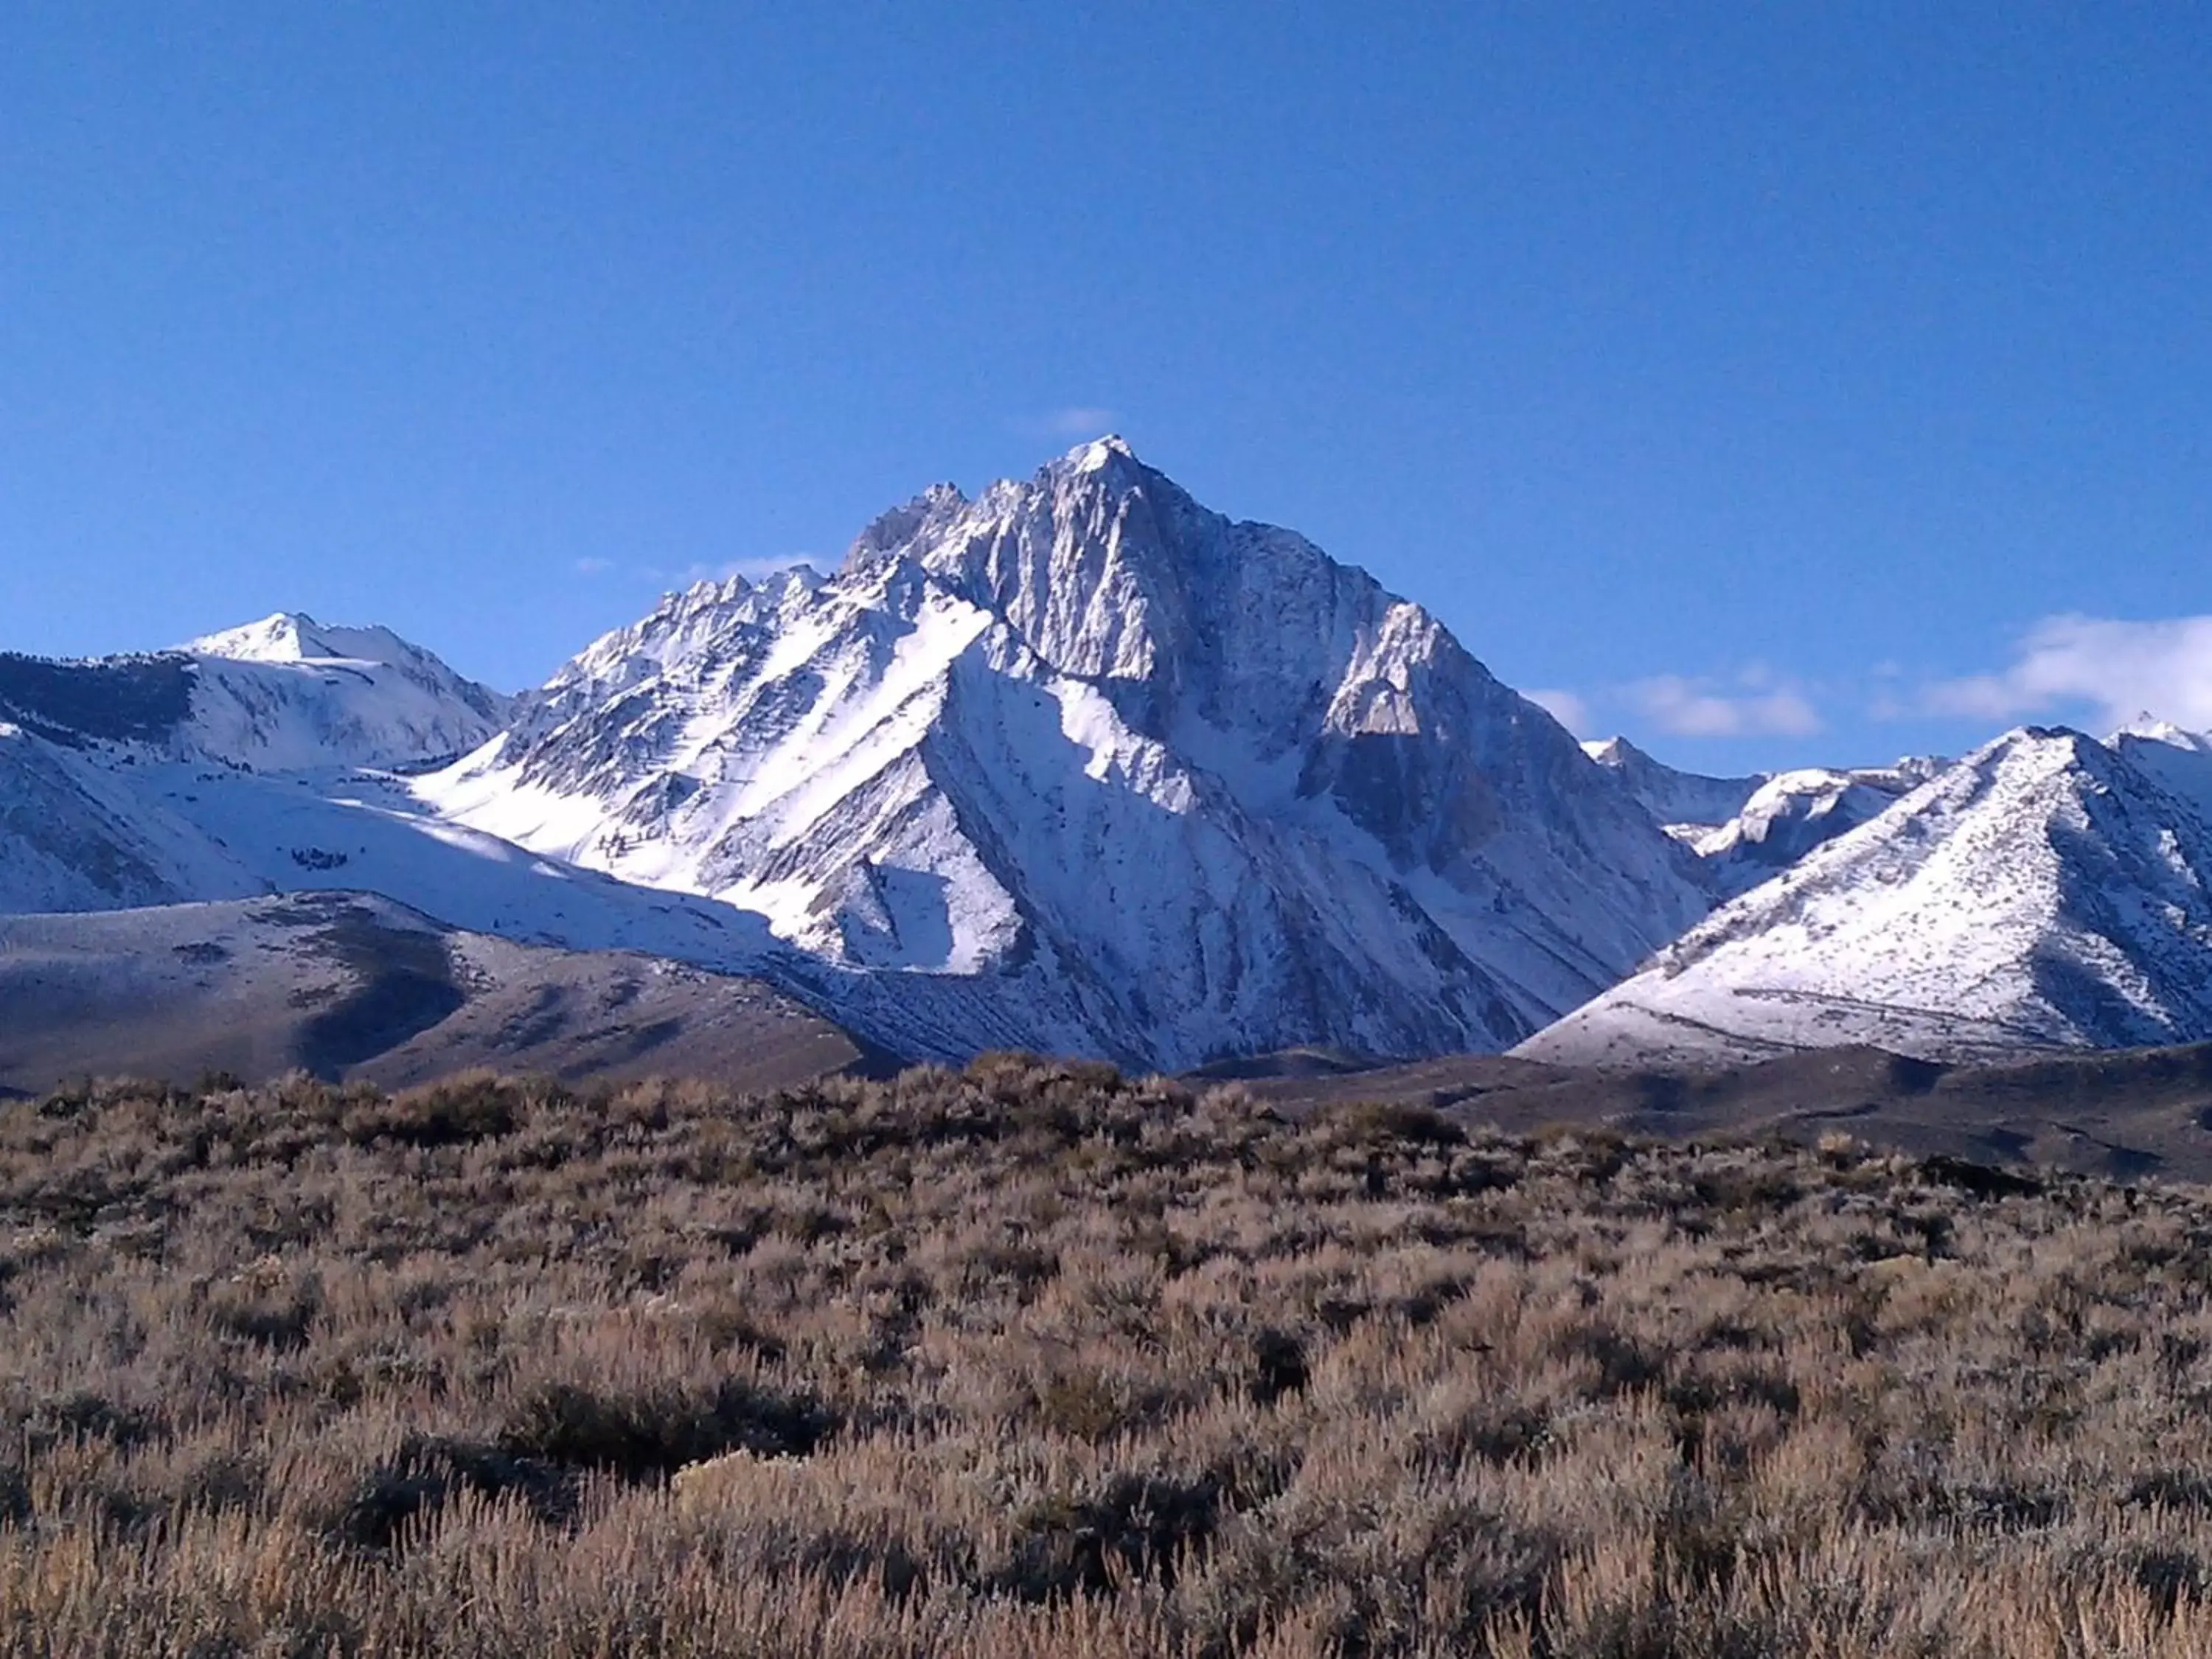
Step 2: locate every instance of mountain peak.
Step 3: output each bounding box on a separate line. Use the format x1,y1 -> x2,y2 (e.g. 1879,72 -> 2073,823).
187,612 -> 431,672
186,612 -> 326,662
846,483 -> 971,568
1582,735 -> 1644,768
422,438 -> 1711,1068
1582,734 -> 1766,837
1520,723 -> 2212,1068
1064,434 -> 1139,473
174,612 -> 510,767
2111,712 -> 2212,754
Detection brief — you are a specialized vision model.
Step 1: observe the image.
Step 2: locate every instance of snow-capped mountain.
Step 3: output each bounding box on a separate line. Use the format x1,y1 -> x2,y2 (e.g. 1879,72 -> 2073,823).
0,613 -> 509,776
0,622 -> 616,925
1685,759 -> 1947,898
1582,736 -> 1764,834
1519,723 -> 2212,1067
0,445 -> 1714,1068
178,611 -> 513,769
1584,735 -> 1947,898
2110,715 -> 2212,816
15,453 -> 2212,1079
0,617 -> 524,916
420,438 -> 1711,1067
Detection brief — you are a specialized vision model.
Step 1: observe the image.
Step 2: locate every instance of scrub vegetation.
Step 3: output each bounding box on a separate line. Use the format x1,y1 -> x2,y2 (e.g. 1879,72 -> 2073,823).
5,1057 -> 2212,1656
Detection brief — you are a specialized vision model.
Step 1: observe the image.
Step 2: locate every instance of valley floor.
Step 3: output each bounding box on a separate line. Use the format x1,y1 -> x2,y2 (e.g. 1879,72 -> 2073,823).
5,1061 -> 2212,1655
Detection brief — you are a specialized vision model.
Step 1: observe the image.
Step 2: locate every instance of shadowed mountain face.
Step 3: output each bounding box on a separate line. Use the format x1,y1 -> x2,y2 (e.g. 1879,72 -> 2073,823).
0,894 -> 863,1096
0,653 -> 196,746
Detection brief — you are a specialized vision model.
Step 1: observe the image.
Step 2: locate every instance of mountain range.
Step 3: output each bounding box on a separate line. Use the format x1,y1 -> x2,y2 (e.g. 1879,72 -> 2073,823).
5,437 -> 2212,1085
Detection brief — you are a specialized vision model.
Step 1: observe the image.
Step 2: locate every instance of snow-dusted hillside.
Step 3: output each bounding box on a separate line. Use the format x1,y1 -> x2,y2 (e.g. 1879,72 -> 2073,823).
0,622 -> 736,952
1584,735 -> 1946,899
179,611 -> 513,769
421,438 -> 1711,1067
0,613 -> 509,776
1519,725 -> 2212,1067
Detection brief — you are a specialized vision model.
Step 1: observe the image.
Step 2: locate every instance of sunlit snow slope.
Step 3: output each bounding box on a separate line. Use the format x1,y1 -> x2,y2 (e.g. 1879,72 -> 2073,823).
1520,725 -> 2212,1066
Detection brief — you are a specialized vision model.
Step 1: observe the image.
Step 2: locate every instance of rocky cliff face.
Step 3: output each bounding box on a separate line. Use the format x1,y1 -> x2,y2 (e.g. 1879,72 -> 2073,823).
1582,736 -> 1765,833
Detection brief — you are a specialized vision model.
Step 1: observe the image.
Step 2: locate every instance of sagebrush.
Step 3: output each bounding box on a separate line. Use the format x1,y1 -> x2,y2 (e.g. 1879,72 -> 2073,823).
4,1057 -> 2212,1655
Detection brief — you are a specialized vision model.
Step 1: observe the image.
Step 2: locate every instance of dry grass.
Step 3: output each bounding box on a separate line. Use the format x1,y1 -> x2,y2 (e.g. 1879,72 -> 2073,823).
6,1057 -> 2212,1655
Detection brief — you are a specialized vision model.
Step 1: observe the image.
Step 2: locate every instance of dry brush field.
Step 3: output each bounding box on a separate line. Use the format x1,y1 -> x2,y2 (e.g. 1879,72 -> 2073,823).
6,1057 -> 2212,1655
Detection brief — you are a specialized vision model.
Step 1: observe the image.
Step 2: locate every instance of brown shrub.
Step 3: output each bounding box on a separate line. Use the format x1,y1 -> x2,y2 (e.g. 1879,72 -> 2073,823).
6,1054 -> 2212,1655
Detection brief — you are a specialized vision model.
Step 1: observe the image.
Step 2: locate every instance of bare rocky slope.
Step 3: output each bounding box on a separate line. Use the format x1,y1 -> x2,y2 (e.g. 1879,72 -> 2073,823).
0,892 -> 859,1096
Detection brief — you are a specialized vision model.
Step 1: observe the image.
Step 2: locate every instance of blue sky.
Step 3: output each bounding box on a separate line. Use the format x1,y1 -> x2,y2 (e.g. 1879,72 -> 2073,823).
4,5 -> 2211,773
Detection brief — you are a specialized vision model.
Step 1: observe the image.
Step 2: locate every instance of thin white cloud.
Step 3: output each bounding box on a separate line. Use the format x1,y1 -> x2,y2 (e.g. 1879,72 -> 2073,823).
1520,671 -> 1823,743
1027,406 -> 1119,439
572,557 -> 616,577
1628,674 -> 1823,739
1919,613 -> 2212,731
1524,686 -> 1592,735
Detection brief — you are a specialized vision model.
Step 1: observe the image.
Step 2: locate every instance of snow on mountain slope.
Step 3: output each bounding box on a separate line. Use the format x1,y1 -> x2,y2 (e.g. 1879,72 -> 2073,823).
1517,726 -> 2212,1067
0,721 -> 246,912
2110,716 -> 2212,820
189,612 -> 455,669
0,616 -> 509,775
423,438 -> 1711,1068
1687,759 -> 1947,898
1583,735 -> 1947,898
1582,737 -> 1763,833
178,612 -> 512,769
0,446 -> 1717,1069
0,627 -> 753,970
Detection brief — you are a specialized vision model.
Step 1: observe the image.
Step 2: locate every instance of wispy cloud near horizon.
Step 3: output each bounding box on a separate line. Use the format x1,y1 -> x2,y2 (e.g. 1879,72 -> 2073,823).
1916,613 -> 2212,732
1627,673 -> 1824,739
1527,667 -> 1823,745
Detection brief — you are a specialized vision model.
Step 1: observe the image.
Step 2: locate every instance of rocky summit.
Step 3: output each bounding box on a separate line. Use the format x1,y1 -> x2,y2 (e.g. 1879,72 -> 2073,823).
422,438 -> 1710,1067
